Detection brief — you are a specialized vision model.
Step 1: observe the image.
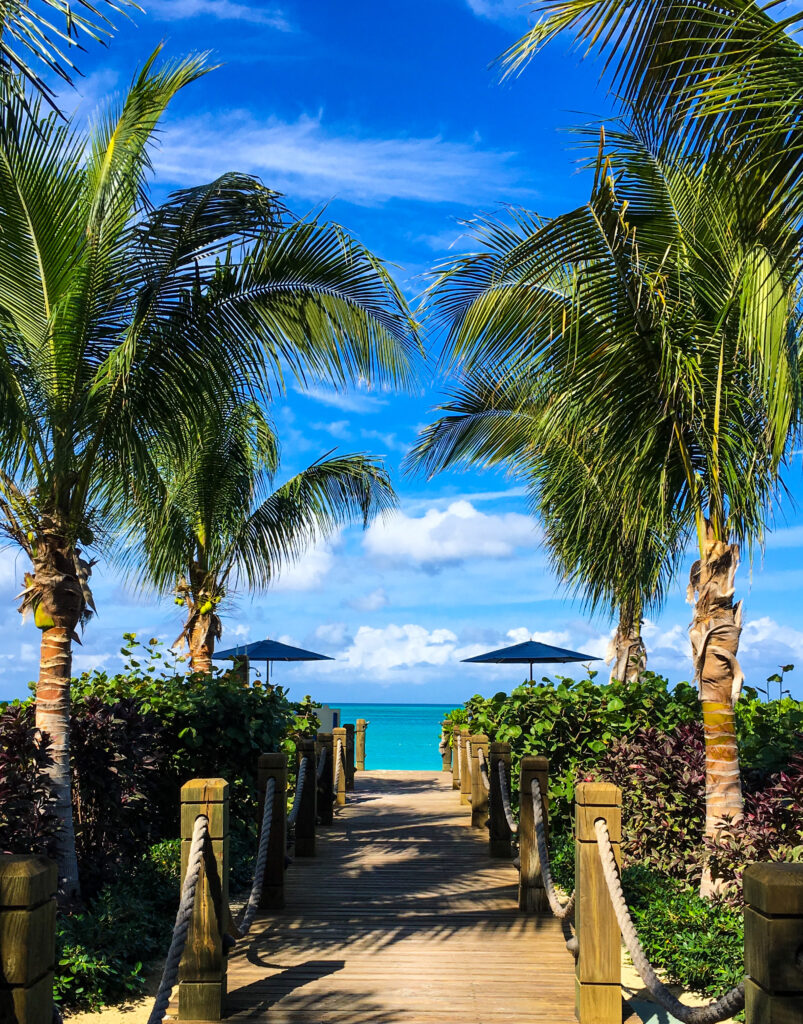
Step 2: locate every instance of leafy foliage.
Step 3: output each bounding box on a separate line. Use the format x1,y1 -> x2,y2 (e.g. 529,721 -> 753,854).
460,672 -> 700,832
0,702 -> 58,856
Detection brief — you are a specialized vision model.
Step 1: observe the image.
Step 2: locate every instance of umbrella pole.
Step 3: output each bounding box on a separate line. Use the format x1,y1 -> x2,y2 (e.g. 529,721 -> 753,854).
529,662 -> 533,682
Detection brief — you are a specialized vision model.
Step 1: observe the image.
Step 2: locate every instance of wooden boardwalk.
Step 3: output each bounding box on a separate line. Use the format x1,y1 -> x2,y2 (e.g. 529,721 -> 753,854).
226,770 -> 576,1024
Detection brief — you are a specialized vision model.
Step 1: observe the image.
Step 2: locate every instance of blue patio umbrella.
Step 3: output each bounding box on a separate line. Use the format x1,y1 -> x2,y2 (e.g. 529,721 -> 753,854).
213,638 -> 333,684
462,639 -> 599,681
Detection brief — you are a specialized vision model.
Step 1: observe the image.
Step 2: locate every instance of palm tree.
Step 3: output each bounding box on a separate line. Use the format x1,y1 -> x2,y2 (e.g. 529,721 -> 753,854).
129,401 -> 397,673
413,123 -> 801,887
0,1 -> 140,103
0,55 -> 417,894
407,352 -> 679,683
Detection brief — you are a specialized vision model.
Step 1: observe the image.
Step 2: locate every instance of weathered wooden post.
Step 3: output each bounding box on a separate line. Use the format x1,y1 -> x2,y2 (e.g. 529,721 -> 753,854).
575,781 -> 622,1024
356,719 -> 367,771
295,737 -> 317,857
0,855 -> 57,1024
344,723 -> 356,791
231,654 -> 249,686
256,754 -> 287,910
440,720 -> 452,772
316,732 -> 334,825
744,862 -> 803,1023
488,741 -> 513,858
459,727 -> 472,806
179,779 -> 229,1021
469,733 -> 490,828
332,726 -> 347,806
518,756 -> 549,912
451,727 -> 461,791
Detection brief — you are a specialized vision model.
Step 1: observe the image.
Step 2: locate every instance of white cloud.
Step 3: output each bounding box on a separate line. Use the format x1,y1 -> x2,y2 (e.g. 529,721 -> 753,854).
294,385 -> 388,414
348,587 -> 388,612
465,0 -> 533,23
312,419 -> 352,440
766,524 -> 803,549
314,622 -> 351,647
72,652 -> 113,673
147,0 -> 291,27
154,112 -> 530,207
642,620 -> 689,656
363,499 -> 538,567
271,533 -> 341,592
360,428 -> 409,454
338,623 -> 460,676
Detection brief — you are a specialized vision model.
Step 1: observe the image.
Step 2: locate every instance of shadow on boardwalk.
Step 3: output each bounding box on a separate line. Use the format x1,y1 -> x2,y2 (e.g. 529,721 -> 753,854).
225,770 -> 577,1023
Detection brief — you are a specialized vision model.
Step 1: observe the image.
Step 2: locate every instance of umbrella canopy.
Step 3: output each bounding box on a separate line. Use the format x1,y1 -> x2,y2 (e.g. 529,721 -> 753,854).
213,638 -> 333,663
462,639 -> 598,681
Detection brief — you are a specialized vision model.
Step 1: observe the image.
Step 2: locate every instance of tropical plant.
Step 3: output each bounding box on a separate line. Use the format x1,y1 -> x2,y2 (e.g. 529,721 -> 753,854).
407,361 -> 681,681
0,1 -> 140,103
414,119 -> 802,890
0,54 -> 416,895
128,401 -> 397,671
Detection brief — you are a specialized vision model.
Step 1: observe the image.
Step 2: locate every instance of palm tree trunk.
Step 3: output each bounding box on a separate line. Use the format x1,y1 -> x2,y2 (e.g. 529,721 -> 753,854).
608,615 -> 647,683
188,612 -> 216,674
688,527 -> 744,895
36,623 -> 80,897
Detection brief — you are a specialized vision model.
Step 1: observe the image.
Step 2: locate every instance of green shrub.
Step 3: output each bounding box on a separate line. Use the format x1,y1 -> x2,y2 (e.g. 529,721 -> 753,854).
622,866 -> 744,998
461,672 -> 700,833
55,842 -> 178,1011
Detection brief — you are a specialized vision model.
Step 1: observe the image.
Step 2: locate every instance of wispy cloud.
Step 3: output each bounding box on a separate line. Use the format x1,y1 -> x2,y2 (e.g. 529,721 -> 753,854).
294,385 -> 388,414
154,112 -> 533,207
147,0 -> 292,28
465,0 -> 534,24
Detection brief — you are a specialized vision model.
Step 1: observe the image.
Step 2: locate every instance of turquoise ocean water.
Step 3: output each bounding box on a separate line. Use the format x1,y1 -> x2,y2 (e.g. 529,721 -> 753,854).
337,704 -> 454,770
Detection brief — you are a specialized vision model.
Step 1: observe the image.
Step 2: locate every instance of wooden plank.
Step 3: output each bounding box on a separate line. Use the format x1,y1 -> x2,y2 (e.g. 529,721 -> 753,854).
225,770 -> 576,1023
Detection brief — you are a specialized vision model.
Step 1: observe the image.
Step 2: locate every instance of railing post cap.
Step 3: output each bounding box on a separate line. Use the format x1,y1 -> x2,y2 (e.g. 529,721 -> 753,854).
744,862 -> 803,914
317,731 -> 333,741
469,732 -> 489,743
299,735 -> 315,750
258,752 -> 287,769
0,854 -> 57,907
356,718 -> 366,726
520,755 -> 549,771
181,778 -> 229,801
575,780 -> 620,805
489,740 -> 511,754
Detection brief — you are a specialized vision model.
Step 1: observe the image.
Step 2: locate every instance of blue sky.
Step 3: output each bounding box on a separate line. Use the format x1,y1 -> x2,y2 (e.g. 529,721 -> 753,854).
3,0 -> 803,704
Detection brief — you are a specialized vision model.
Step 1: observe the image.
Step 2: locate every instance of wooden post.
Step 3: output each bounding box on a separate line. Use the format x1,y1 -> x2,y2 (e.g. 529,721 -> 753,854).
744,862 -> 803,1023
344,723 -> 356,791
440,720 -> 452,772
575,781 -> 622,1024
179,779 -> 229,1022
0,855 -> 57,1024
332,726 -> 347,806
295,737 -> 317,857
459,727 -> 472,806
256,754 -> 287,910
469,733 -> 490,828
451,727 -> 461,790
518,756 -> 549,912
316,732 -> 334,825
231,655 -> 249,685
488,741 -> 513,858
356,719 -> 367,771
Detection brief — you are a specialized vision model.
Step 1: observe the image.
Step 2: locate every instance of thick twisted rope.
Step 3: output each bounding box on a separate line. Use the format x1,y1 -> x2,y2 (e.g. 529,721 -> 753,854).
594,819 -> 745,1024
531,778 -> 575,920
455,732 -> 462,779
438,730 -> 449,755
477,747 -> 491,791
333,737 -> 344,796
497,759 -> 518,833
287,756 -> 309,829
237,776 -> 276,936
147,814 -> 209,1024
317,745 -> 328,782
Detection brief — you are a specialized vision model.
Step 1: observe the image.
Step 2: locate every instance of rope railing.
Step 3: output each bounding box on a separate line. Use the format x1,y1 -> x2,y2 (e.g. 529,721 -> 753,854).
287,756 -> 309,830
477,746 -> 491,792
497,758 -> 518,834
333,737 -> 344,797
317,745 -> 328,782
147,814 -> 209,1024
237,776 -> 276,936
531,777 -> 575,921
594,819 -> 745,1024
